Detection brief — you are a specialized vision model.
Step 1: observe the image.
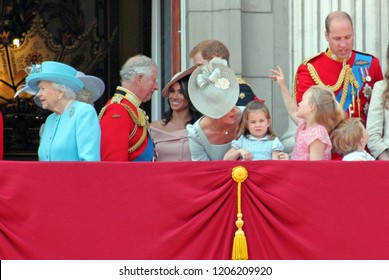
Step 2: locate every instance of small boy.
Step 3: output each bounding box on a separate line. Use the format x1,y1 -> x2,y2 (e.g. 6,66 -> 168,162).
330,118 -> 375,161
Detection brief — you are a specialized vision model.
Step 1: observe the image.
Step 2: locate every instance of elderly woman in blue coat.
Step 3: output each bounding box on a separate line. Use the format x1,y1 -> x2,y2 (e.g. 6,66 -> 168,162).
25,61 -> 101,161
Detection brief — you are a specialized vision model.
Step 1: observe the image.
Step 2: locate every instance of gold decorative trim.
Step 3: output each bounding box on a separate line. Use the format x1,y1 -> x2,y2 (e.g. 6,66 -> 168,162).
98,93 -> 149,154
231,166 -> 249,260
306,63 -> 360,109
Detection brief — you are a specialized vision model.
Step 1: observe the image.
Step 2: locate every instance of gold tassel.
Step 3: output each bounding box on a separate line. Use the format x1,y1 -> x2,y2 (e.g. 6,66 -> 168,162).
231,166 -> 249,260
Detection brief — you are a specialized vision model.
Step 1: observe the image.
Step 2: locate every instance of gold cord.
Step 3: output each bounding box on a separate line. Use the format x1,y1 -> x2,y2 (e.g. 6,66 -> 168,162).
306,63 -> 360,110
98,94 -> 149,154
231,166 -> 249,260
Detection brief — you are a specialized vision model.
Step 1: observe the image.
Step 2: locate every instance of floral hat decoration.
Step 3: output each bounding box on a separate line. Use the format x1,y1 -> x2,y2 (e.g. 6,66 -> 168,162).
15,67 -> 104,107
26,61 -> 83,93
188,57 -> 239,119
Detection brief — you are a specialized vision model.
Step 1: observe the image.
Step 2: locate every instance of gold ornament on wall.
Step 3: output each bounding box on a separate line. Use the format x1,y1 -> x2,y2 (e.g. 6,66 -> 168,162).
0,12 -> 116,108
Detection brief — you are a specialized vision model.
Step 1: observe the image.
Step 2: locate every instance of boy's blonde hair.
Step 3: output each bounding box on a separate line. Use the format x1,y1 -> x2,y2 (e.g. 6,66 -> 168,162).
307,85 -> 345,133
236,100 -> 276,140
330,118 -> 364,156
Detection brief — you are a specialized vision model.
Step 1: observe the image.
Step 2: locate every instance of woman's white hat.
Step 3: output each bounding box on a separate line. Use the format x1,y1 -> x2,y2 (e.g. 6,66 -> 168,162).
76,71 -> 105,102
188,57 -> 239,119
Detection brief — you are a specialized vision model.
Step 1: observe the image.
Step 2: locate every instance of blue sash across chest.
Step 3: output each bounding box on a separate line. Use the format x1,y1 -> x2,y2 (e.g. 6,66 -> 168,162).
133,135 -> 155,162
335,52 -> 372,111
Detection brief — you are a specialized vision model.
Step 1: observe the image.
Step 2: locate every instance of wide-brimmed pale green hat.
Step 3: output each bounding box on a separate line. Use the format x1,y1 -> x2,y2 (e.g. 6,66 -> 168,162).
188,57 -> 239,119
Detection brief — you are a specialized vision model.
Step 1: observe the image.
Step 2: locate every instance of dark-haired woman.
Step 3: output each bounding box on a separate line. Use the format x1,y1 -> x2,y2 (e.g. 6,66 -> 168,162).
150,66 -> 201,161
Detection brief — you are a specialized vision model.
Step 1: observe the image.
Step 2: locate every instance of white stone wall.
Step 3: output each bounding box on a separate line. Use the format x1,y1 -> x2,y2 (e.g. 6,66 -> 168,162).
185,0 -> 389,137
290,0 -> 389,80
186,0 -> 290,135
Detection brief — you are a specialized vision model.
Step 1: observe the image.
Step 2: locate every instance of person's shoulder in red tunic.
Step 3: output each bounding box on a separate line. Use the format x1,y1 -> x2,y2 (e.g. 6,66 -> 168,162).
99,55 -> 159,162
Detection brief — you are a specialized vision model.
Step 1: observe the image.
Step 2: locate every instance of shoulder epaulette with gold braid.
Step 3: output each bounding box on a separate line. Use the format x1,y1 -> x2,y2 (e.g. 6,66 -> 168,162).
292,53 -> 322,100
298,54 -> 360,109
301,53 -> 322,65
98,93 -> 148,154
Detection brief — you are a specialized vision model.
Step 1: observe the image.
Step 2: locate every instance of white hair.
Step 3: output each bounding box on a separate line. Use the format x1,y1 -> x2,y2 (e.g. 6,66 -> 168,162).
120,54 -> 156,84
52,82 -> 76,99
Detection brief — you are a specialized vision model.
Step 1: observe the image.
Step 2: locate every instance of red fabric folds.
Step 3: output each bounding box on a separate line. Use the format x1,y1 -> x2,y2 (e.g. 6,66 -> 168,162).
0,160 -> 389,259
0,112 -> 3,160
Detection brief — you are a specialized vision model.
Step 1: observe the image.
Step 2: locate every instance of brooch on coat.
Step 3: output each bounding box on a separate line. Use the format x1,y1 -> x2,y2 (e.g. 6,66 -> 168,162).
69,107 -> 75,118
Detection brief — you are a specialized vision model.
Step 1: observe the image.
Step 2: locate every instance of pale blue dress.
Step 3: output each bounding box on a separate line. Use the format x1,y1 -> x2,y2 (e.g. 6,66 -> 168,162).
187,118 -> 231,161
187,107 -> 244,161
38,100 -> 101,161
231,135 -> 284,160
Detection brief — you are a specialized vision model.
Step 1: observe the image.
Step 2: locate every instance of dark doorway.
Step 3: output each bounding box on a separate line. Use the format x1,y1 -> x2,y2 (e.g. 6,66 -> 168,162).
0,0 -> 152,160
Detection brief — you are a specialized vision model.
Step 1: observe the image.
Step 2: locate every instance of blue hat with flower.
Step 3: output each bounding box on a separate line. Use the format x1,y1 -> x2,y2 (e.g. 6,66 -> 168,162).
26,61 -> 84,93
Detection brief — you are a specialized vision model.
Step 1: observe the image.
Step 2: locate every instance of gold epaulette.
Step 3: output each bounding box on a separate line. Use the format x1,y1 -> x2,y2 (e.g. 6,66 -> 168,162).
98,94 -> 149,154
111,93 -> 124,104
99,94 -> 147,126
98,93 -> 124,120
293,53 -> 323,100
301,52 -> 322,65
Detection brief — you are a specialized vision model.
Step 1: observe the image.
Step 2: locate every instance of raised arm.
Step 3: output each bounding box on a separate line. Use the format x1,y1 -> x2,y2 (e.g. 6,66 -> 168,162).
270,66 -> 299,125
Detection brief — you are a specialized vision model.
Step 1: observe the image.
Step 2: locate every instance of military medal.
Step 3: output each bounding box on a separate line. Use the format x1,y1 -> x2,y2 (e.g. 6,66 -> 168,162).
358,67 -> 372,83
358,68 -> 366,82
364,67 -> 371,82
364,103 -> 369,116
363,84 -> 373,99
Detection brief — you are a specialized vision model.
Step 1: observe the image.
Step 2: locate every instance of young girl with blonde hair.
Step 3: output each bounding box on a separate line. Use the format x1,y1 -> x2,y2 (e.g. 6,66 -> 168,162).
223,100 -> 284,160
270,66 -> 345,160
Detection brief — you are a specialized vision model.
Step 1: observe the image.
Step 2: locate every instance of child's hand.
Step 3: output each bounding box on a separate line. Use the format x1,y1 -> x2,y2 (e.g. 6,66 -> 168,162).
269,66 -> 286,87
239,149 -> 253,161
277,152 -> 289,160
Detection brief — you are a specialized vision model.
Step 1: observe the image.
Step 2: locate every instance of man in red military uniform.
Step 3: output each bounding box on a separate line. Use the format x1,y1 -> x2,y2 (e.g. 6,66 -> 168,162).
99,55 -> 159,161
293,11 -> 384,123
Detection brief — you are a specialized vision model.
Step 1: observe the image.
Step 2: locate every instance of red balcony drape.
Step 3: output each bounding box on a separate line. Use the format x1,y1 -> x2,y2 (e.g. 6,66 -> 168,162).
0,112 -> 3,160
0,160 -> 388,259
